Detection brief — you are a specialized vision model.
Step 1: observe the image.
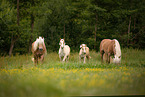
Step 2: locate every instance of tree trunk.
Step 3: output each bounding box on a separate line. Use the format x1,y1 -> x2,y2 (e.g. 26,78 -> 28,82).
9,0 -> 19,57
9,33 -> 17,57
17,0 -> 19,26
29,13 -> 34,53
9,40 -> 15,57
127,16 -> 131,47
134,17 -> 136,30
94,14 -> 98,49
64,23 -> 65,39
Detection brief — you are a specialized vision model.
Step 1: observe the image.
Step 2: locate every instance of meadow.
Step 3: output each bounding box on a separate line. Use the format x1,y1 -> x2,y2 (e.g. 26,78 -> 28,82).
0,48 -> 145,97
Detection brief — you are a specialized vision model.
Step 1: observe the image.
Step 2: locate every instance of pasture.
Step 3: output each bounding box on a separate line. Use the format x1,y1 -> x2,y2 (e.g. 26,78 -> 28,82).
0,48 -> 145,97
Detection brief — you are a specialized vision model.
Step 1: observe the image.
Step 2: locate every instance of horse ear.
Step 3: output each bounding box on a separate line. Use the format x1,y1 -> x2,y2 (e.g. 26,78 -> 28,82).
36,38 -> 38,41
85,44 -> 87,47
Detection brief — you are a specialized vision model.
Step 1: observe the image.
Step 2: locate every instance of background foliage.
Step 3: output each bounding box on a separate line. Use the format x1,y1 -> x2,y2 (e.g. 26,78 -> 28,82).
0,0 -> 145,56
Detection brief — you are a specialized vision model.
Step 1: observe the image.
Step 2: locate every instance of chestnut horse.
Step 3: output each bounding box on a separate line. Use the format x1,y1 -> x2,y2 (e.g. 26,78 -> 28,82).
31,36 -> 47,65
100,39 -> 121,64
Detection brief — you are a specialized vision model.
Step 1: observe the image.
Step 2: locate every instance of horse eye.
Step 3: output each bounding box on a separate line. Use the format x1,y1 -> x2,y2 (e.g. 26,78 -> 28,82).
119,56 -> 121,58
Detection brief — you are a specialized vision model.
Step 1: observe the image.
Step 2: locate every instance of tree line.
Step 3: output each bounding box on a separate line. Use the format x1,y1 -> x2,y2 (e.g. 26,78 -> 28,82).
0,0 -> 145,56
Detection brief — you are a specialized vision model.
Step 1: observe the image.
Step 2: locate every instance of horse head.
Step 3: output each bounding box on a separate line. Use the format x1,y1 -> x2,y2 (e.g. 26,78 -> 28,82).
38,36 -> 44,51
33,36 -> 45,52
80,44 -> 87,54
59,39 -> 65,49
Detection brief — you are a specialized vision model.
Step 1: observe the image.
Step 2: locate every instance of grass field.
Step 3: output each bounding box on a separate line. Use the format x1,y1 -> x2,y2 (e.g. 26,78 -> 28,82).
0,48 -> 145,97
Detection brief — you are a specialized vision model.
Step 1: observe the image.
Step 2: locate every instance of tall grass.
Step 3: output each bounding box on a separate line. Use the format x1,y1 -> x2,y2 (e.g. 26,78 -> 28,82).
0,49 -> 145,96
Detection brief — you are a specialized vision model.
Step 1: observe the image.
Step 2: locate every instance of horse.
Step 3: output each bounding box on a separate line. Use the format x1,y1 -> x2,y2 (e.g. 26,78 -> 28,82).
100,39 -> 121,64
79,44 -> 91,63
58,39 -> 70,62
31,36 -> 47,65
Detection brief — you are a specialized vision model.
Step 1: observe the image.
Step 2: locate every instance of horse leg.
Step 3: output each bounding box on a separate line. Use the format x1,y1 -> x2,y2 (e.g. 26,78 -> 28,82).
59,55 -> 62,61
66,55 -> 69,62
79,56 -> 82,63
104,53 -> 108,63
63,55 -> 67,62
107,53 -> 111,64
34,55 -> 38,66
100,51 -> 104,63
83,56 -> 86,63
40,55 -> 44,63
87,55 -> 90,62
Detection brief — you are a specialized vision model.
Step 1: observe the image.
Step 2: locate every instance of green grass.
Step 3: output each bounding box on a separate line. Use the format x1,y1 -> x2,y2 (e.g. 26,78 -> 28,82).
0,49 -> 145,96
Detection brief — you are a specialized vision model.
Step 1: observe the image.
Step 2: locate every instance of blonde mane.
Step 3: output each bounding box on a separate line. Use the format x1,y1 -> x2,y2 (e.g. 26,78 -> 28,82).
113,39 -> 121,64
114,39 -> 121,57
33,36 -> 44,51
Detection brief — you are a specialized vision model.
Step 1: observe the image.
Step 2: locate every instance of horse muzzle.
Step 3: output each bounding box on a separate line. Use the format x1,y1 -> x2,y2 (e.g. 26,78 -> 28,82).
113,58 -> 121,64
39,48 -> 43,51
83,52 -> 86,54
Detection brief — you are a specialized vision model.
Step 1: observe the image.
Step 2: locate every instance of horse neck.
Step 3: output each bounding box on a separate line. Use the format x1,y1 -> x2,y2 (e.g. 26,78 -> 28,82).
60,45 -> 65,50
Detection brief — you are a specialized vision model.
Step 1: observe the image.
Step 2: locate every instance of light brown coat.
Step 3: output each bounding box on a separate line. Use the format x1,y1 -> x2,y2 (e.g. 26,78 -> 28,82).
79,44 -> 91,63
100,39 -> 115,64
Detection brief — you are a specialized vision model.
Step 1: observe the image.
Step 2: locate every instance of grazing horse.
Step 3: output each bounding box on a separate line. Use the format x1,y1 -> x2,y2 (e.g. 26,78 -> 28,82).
100,39 -> 121,64
59,39 -> 70,62
79,44 -> 91,63
31,36 -> 47,65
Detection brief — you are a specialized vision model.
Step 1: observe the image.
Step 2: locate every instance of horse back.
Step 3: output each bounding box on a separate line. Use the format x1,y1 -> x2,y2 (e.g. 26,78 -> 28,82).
100,39 -> 115,54
64,45 -> 70,54
100,39 -> 111,51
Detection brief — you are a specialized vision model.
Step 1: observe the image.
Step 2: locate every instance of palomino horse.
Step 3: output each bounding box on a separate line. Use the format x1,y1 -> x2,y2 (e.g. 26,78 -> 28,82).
59,39 -> 70,62
79,44 -> 91,63
31,36 -> 47,65
100,39 -> 121,64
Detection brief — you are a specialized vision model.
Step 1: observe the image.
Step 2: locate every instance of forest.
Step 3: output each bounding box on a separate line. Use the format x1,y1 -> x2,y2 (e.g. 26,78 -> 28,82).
0,0 -> 145,56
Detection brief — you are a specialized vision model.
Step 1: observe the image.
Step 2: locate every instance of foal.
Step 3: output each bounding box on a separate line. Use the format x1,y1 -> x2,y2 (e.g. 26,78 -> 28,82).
79,44 -> 91,63
58,39 -> 70,62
